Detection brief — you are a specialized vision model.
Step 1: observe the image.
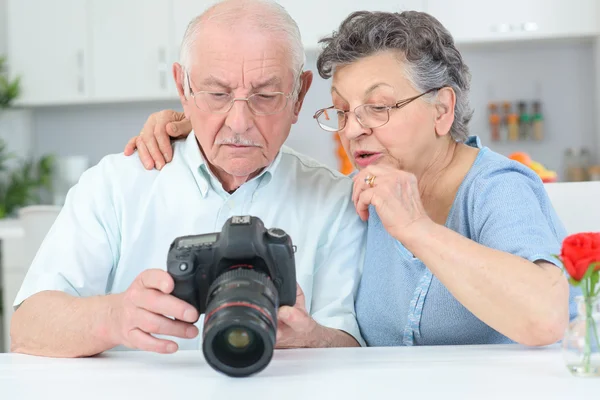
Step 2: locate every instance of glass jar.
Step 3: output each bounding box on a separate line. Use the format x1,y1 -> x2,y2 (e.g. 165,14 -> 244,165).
562,296 -> 600,377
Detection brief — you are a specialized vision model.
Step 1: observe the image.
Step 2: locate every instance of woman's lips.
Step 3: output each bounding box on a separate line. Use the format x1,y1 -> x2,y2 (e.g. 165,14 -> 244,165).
354,152 -> 383,167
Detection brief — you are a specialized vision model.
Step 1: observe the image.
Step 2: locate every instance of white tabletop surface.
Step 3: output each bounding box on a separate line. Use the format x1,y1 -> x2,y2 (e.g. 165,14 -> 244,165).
1,344 -> 598,399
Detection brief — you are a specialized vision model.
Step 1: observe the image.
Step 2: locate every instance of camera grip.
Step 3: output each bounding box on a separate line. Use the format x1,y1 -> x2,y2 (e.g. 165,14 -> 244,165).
168,259 -> 201,313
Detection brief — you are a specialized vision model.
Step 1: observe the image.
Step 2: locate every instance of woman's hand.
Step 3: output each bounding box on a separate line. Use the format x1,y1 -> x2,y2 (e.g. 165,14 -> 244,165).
352,165 -> 431,240
124,110 -> 192,170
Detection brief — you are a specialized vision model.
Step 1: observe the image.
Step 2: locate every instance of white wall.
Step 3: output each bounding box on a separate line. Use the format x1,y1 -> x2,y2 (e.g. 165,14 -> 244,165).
31,41 -> 597,179
0,0 -> 6,56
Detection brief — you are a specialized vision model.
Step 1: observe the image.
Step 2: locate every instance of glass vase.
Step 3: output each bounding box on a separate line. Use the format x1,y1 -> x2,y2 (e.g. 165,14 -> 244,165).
562,295 -> 600,377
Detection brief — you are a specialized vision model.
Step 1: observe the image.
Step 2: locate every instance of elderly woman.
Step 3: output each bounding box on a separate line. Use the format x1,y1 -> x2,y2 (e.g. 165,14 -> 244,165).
124,10 -> 575,347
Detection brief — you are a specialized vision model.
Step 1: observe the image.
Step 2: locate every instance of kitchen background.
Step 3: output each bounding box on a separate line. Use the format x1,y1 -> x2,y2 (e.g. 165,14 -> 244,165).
0,0 -> 600,350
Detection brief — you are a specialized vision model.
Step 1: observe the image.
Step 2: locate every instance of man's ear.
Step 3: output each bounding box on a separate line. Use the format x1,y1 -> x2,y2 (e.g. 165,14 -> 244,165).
173,63 -> 191,119
433,87 -> 456,137
291,70 -> 313,124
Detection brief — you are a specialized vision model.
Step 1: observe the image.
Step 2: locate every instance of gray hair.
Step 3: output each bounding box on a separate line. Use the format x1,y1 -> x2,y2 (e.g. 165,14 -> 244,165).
317,11 -> 473,142
179,0 -> 306,100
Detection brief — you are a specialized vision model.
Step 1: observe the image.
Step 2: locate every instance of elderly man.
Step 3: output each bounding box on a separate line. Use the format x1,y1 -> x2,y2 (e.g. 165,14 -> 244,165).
10,0 -> 365,357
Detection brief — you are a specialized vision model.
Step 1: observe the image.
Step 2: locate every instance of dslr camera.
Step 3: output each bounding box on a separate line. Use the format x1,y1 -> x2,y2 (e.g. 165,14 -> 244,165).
167,215 -> 296,377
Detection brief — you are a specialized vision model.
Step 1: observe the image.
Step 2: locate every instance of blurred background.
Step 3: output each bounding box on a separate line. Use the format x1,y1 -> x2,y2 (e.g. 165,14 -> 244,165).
1,1 -> 600,201
0,0 -> 600,349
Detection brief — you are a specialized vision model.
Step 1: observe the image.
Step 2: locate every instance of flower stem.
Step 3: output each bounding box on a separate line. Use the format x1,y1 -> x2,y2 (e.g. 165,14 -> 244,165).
584,298 -> 592,374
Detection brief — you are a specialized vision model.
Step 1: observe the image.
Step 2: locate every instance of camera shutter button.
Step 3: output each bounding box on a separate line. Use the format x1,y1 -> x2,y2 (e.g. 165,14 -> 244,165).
179,262 -> 189,272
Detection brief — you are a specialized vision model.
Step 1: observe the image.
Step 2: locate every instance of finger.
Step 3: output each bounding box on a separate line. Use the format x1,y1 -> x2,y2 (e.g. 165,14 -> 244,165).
137,269 -> 173,292
278,306 -> 313,333
275,323 -> 295,347
126,328 -> 178,354
136,137 -> 155,170
145,127 -> 166,170
124,136 -> 138,156
157,127 -> 175,163
135,308 -> 198,339
167,118 -> 192,139
356,188 -> 376,221
132,287 -> 199,323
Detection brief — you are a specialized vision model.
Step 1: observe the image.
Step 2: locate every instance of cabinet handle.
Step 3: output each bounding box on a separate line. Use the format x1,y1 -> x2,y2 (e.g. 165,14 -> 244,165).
158,47 -> 167,90
521,22 -> 538,32
491,22 -> 538,33
77,50 -> 85,94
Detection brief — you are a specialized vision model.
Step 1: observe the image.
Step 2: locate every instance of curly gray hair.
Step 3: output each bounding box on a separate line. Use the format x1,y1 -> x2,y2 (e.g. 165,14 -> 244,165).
317,10 -> 473,142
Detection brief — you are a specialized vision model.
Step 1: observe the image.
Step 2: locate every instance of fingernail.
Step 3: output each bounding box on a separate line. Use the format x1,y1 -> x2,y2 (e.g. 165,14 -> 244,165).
163,153 -> 170,162
161,281 -> 170,293
156,163 -> 163,170
279,309 -> 289,319
186,326 -> 198,338
184,308 -> 196,322
171,124 -> 178,133
167,343 -> 177,353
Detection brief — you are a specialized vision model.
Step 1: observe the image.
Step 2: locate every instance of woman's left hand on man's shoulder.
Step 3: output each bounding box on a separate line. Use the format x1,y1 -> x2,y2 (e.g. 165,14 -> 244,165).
352,165 -> 431,240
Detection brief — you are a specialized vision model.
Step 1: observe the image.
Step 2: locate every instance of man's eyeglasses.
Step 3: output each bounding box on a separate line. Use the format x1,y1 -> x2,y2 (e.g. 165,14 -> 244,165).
313,87 -> 444,132
186,71 -> 292,115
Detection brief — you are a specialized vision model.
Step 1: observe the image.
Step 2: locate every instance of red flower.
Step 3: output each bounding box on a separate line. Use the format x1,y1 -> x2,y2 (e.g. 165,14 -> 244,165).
561,233 -> 600,281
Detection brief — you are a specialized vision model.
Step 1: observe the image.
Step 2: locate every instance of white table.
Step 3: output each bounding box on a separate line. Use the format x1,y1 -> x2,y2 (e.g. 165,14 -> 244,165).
1,344 -> 598,399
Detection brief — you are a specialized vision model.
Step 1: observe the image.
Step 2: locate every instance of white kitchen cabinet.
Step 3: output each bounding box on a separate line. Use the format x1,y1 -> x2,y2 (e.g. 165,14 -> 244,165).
278,0 -> 426,51
89,0 -> 173,101
171,0 -> 218,60
6,0 -> 90,105
426,0 -> 600,44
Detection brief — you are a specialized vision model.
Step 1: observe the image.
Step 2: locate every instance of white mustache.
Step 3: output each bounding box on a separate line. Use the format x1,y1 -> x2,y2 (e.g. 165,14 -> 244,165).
216,135 -> 262,147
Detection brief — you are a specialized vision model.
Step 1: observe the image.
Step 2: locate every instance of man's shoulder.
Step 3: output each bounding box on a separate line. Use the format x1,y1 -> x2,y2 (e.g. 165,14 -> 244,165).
80,151 -> 162,196
278,145 -> 352,186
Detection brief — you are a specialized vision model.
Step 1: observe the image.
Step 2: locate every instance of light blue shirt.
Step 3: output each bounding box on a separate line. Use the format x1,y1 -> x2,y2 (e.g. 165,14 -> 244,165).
15,133 -> 367,348
356,136 -> 579,346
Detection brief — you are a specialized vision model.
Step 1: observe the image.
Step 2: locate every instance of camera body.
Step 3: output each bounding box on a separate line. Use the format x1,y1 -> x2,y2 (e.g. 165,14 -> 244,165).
167,215 -> 297,313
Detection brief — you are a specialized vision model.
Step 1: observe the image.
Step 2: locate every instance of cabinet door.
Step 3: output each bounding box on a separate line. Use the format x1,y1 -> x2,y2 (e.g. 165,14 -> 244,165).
278,0 -> 426,50
427,0 -> 600,44
7,0 -> 89,105
89,0 -> 172,101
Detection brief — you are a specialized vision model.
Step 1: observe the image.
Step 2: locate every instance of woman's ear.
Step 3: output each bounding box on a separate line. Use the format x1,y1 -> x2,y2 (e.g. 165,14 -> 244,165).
433,87 -> 456,137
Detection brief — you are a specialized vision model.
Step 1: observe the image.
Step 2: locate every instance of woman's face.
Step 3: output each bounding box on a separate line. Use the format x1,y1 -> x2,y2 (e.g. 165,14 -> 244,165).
331,51 -> 453,174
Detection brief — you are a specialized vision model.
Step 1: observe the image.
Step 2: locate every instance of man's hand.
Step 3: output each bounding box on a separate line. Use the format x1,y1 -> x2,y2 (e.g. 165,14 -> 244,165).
124,110 -> 192,170
110,269 -> 199,354
275,283 -> 358,349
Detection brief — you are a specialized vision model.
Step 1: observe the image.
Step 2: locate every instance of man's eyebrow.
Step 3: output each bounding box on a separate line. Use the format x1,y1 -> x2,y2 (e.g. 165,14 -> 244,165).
199,75 -> 232,89
251,76 -> 282,91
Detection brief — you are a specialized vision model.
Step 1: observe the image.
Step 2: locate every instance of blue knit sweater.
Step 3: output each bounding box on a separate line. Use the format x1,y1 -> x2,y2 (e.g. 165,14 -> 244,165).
355,137 -> 579,346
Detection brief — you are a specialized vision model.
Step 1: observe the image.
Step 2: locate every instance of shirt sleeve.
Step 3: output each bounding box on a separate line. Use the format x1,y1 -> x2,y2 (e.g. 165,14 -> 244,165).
13,157 -> 121,309
470,165 -> 566,266
309,193 -> 367,347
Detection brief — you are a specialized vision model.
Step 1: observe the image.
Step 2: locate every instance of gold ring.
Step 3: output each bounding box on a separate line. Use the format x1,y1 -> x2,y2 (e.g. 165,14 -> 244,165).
364,175 -> 376,187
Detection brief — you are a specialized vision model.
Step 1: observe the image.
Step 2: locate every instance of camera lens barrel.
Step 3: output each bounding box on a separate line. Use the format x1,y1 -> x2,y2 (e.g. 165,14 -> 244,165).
202,268 -> 279,377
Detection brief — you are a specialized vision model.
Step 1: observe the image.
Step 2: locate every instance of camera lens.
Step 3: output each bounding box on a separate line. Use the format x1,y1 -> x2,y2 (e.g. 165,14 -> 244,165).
202,268 -> 278,377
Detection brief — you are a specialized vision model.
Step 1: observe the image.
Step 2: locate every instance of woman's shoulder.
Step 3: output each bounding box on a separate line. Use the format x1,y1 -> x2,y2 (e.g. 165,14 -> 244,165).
461,136 -> 545,194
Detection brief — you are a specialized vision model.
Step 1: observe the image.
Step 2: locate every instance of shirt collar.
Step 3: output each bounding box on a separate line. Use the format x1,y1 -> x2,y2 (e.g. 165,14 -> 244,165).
182,132 -> 282,198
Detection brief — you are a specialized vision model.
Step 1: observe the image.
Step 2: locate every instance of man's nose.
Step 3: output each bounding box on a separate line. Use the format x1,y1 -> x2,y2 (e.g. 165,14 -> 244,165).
225,99 -> 254,134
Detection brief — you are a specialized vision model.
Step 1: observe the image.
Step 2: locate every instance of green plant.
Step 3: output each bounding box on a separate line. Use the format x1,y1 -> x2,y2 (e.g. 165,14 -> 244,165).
0,55 -> 21,108
0,138 -> 55,218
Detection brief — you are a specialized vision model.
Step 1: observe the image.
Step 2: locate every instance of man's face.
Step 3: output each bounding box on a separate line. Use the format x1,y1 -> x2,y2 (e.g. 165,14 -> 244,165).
174,23 -> 311,184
